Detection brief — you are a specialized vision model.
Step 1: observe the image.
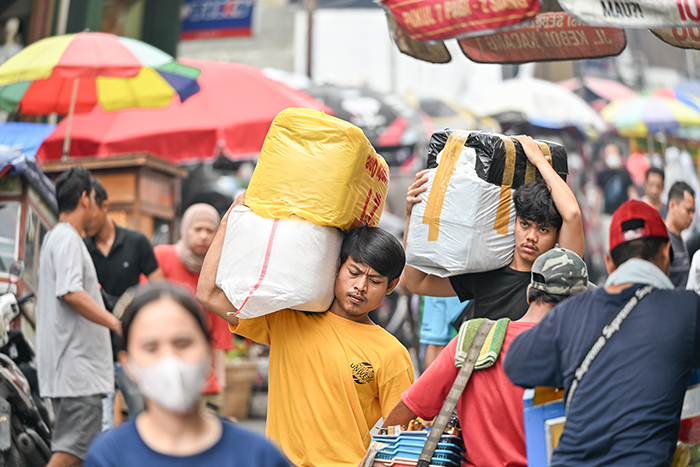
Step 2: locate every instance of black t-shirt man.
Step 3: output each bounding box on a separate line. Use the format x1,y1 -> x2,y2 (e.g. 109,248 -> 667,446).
84,225 -> 159,359
449,266 -> 531,322
84,225 -> 159,298
597,169 -> 634,215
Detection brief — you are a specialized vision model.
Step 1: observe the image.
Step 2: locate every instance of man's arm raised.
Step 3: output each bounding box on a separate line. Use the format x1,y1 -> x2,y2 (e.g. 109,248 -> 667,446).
196,195 -> 243,326
513,135 -> 584,258
403,170 -> 458,297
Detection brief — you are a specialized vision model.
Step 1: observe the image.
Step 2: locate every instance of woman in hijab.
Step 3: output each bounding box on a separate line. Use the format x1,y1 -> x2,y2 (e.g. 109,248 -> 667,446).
154,203 -> 232,414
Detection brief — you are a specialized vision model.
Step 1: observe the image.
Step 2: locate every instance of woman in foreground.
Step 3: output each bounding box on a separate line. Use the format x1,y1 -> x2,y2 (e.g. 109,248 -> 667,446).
85,283 -> 290,467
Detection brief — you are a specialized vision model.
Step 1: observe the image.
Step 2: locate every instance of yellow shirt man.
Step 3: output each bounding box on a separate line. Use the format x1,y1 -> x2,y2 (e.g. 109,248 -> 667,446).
232,309 -> 414,467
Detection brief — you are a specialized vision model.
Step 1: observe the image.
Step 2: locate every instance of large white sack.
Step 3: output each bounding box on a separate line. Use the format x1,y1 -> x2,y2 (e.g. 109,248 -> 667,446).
406,146 -> 515,277
216,206 -> 344,319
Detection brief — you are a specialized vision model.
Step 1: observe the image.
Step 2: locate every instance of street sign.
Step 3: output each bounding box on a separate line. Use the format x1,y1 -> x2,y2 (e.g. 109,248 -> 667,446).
181,0 -> 255,39
459,12 -> 626,63
558,0 -> 700,28
651,27 -> 700,49
381,0 -> 541,41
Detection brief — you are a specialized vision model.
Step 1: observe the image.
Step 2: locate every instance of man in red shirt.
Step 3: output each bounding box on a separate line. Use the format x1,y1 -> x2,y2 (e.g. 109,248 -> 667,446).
384,248 -> 589,466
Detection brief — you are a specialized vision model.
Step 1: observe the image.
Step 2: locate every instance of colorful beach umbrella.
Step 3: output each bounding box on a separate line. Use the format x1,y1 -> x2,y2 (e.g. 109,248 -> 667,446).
0,32 -> 201,158
648,88 -> 700,113
37,60 -> 330,164
600,95 -> 700,137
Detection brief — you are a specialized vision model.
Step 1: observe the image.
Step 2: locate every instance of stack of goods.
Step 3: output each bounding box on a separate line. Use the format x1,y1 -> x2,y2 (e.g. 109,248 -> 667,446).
216,108 -> 390,319
367,421 -> 464,467
406,130 -> 568,277
672,371 -> 700,467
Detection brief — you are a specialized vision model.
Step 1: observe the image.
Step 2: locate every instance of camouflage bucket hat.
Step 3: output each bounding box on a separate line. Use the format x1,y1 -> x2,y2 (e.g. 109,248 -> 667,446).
531,248 -> 589,295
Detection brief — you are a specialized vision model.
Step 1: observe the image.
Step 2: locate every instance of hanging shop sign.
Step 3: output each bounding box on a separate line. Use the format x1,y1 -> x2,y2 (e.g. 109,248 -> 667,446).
381,0 -> 541,42
558,0 -> 700,28
458,12 -> 626,63
651,27 -> 700,49
385,13 -> 452,63
181,0 -> 255,39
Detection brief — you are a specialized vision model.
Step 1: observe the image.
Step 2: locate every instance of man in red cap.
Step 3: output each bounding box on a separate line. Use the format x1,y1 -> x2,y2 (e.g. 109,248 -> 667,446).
504,200 -> 700,467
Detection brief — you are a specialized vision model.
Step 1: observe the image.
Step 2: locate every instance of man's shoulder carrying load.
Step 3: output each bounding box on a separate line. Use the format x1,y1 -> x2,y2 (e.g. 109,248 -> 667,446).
217,108 -> 389,319
406,130 -> 569,278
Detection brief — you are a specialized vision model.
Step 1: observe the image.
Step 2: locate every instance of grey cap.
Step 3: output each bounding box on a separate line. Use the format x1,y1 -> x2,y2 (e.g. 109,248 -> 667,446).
531,248 -> 589,295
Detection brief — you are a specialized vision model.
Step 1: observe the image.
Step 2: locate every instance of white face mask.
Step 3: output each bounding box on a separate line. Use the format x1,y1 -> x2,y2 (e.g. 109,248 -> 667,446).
605,154 -> 622,170
129,356 -> 210,414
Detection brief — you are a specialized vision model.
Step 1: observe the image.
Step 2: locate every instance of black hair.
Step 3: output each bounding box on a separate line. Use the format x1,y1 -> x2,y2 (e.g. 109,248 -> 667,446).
93,179 -> 108,206
339,226 -> 405,282
646,167 -> 665,183
55,166 -> 93,214
121,282 -> 211,349
527,287 -> 569,306
513,179 -> 563,230
669,181 -> 695,204
610,236 -> 669,268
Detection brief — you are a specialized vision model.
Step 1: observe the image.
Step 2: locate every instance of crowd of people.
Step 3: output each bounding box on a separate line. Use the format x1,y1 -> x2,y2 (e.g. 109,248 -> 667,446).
30,136 -> 700,467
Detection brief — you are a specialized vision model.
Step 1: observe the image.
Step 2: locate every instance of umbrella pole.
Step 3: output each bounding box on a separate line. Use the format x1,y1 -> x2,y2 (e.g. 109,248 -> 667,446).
62,77 -> 80,161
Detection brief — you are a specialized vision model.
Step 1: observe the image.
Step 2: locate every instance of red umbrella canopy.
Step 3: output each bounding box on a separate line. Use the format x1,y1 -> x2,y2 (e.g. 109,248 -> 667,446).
37,59 -> 330,164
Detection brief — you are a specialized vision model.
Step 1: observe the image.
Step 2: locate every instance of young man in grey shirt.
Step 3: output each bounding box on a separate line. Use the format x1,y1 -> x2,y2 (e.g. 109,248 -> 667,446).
37,167 -> 121,467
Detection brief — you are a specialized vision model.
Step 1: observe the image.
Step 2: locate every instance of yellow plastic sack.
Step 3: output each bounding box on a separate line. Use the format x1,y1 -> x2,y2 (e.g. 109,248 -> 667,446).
245,108 -> 389,231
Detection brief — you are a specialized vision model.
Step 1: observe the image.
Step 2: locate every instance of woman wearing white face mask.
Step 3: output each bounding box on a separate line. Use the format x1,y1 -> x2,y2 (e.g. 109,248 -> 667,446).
84,283 -> 290,467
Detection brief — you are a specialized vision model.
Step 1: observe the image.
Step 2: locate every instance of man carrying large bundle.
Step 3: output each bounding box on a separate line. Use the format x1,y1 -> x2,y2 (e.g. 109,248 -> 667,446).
404,135 -> 584,322
197,195 -> 414,467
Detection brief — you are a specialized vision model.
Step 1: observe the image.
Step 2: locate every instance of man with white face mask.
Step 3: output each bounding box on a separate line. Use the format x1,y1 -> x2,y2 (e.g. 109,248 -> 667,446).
593,144 -> 637,253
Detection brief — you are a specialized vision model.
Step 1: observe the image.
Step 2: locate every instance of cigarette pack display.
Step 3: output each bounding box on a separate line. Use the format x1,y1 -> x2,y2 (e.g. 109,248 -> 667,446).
216,206 -> 343,319
245,107 -> 389,231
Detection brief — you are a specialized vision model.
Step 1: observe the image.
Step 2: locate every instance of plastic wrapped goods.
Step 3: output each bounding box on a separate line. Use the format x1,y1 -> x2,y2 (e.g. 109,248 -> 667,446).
407,131 -> 518,277
427,130 -> 568,187
216,206 -> 344,319
245,108 -> 389,231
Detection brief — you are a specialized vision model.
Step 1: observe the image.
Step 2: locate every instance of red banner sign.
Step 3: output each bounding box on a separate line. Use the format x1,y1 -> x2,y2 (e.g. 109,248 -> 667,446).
458,12 -> 626,63
382,0 -> 541,41
651,27 -> 700,49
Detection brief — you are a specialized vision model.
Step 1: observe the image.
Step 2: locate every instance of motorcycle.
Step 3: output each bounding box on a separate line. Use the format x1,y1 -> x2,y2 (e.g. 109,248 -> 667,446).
0,260 -> 51,466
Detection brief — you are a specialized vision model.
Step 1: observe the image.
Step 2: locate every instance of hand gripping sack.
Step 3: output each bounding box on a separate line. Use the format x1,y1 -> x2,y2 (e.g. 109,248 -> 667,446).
245,108 -> 390,231
216,206 -> 344,319
427,130 -> 568,187
406,131 -> 518,277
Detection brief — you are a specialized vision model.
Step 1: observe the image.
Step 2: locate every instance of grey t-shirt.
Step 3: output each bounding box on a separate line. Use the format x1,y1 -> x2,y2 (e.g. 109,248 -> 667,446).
669,230 -> 691,289
36,223 -> 113,398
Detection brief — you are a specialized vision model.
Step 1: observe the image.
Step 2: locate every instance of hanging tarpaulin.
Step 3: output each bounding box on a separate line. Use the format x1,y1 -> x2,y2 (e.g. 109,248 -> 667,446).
385,13 -> 452,63
558,0 -> 700,28
381,0 -> 541,41
651,27 -> 700,49
459,12 -> 626,63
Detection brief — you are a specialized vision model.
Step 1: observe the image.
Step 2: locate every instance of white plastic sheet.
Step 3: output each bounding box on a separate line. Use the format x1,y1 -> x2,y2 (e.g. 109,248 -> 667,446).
216,206 -> 344,319
559,0 -> 699,28
406,146 -> 515,277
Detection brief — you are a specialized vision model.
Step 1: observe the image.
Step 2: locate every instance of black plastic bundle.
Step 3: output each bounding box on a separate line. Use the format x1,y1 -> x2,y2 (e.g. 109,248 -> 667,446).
426,130 -> 568,188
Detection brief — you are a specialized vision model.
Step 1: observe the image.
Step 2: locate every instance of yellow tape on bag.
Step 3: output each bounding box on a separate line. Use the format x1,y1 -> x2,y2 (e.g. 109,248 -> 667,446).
245,108 -> 389,231
422,131 -> 470,241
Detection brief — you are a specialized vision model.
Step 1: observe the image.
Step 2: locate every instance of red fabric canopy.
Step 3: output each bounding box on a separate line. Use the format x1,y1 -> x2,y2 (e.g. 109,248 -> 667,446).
37,59 -> 330,164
